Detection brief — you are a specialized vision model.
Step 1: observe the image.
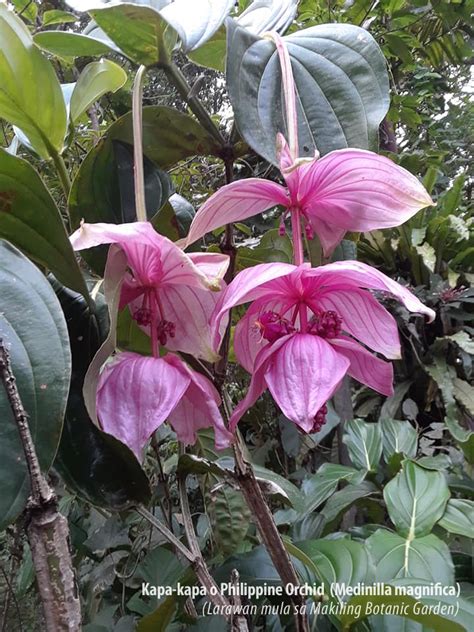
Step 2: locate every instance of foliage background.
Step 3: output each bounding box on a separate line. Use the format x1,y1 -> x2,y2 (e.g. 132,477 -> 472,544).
0,0 -> 472,631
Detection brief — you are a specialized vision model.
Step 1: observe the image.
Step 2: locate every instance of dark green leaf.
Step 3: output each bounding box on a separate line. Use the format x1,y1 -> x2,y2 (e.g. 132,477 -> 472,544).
69,137 -> 171,274
52,282 -> 151,510
343,419 -> 382,471
438,499 -> 474,538
226,20 -> 389,163
0,241 -> 71,530
366,529 -> 454,584
384,461 -> 450,537
0,148 -> 90,300
380,419 -> 418,461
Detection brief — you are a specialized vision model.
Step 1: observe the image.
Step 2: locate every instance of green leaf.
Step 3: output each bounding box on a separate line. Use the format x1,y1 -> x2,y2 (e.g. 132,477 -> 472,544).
296,538 -> 375,587
0,241 -> 71,530
321,481 -> 379,523
52,282 -> 151,510
70,59 -> 127,123
69,137 -> 172,274
438,499 -> 474,538
301,463 -> 366,514
11,0 -> 37,22
42,10 -> 78,26
236,229 -> 293,269
0,5 -> 67,158
343,419 -> 383,471
0,148 -> 89,300
188,26 -> 227,71
207,485 -> 251,556
34,31 -> 117,58
384,461 -> 450,538
380,419 -> 418,461
226,20 -> 389,163
366,529 -> 454,584
106,106 -> 223,168
89,3 -> 177,66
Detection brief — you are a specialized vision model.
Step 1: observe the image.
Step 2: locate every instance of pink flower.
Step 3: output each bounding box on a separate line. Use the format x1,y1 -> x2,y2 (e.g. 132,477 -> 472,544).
211,261 -> 435,433
183,134 -> 433,255
96,351 -> 233,460
70,221 -> 229,361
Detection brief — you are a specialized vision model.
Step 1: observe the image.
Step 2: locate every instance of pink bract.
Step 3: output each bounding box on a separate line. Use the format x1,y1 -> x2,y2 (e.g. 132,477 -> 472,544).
96,351 -> 233,460
70,221 -> 230,361
210,261 -> 435,432
184,134 -> 433,256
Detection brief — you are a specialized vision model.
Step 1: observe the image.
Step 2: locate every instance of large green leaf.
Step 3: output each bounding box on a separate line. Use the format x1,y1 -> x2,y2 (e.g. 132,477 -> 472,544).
0,149 -> 89,300
366,529 -> 454,584
226,20 -> 390,164
106,106 -> 223,168
380,419 -> 418,461
69,137 -> 172,274
52,282 -> 151,510
0,241 -> 71,530
34,31 -> 117,58
438,499 -> 474,538
296,538 -> 375,587
70,59 -> 127,123
89,3 -> 177,66
321,480 -> 379,523
384,461 -> 450,538
0,5 -> 67,158
300,463 -> 365,515
343,419 -> 383,472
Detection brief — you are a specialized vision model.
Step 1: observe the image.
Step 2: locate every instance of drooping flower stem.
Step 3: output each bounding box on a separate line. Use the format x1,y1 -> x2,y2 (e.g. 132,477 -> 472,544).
291,208 -> 305,265
265,31 -> 299,159
132,64 -> 147,222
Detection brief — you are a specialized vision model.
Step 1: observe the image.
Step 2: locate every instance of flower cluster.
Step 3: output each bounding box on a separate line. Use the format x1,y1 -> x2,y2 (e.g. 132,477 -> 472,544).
71,126 -> 434,457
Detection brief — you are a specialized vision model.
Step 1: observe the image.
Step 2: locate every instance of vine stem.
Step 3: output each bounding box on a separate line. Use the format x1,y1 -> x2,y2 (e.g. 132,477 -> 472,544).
161,61 -> 226,147
0,339 -> 81,632
132,64 -> 147,222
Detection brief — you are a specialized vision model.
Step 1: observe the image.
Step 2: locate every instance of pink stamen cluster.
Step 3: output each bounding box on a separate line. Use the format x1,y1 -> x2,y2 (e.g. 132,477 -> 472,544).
132,289 -> 176,347
157,320 -> 176,346
256,308 -> 343,343
256,311 -> 295,343
311,404 -> 327,433
308,311 -> 342,339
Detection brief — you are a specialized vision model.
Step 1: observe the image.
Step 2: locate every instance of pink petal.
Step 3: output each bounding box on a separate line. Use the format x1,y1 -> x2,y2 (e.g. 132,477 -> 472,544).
229,335 -> 291,431
305,261 -> 436,322
306,216 -> 346,257
184,178 -> 289,246
299,149 -> 434,233
165,355 -> 233,450
211,262 -> 296,351
96,352 -> 189,460
313,287 -> 401,359
187,251 -> 230,281
70,221 -> 222,290
265,334 -> 350,433
158,284 -> 228,362
330,336 -> 394,396
233,295 -> 296,372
